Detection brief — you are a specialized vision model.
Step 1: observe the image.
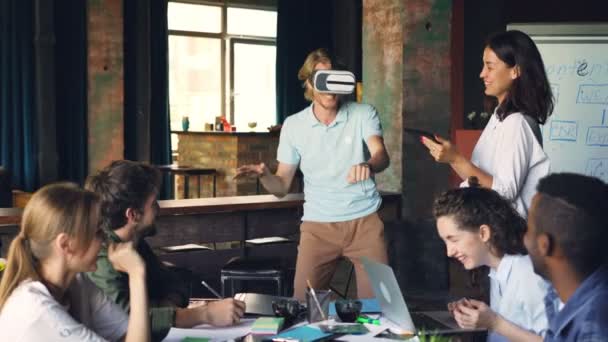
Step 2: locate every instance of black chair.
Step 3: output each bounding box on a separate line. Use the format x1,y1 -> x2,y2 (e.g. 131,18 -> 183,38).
220,256 -> 287,297
329,257 -> 355,299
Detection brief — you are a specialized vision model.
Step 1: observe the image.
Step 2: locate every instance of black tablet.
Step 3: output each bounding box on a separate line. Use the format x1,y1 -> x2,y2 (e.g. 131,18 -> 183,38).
404,128 -> 438,143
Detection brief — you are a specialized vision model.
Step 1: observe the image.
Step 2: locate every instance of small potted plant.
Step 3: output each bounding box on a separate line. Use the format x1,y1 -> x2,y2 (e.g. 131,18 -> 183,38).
418,331 -> 452,342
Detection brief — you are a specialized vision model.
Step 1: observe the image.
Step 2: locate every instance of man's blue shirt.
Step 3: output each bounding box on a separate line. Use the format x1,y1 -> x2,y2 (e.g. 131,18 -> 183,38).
545,264 -> 608,341
277,101 -> 383,222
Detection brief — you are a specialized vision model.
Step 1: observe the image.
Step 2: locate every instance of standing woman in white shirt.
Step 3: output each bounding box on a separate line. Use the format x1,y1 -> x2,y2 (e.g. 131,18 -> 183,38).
433,178 -> 551,342
0,183 -> 150,342
422,30 -> 554,217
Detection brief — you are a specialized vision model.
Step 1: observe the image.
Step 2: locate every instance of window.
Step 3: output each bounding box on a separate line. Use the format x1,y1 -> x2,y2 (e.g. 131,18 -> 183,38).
168,0 -> 277,144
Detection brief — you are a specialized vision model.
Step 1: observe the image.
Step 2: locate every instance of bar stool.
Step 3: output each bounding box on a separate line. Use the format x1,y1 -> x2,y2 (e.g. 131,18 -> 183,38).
220,256 -> 286,297
156,164 -> 217,198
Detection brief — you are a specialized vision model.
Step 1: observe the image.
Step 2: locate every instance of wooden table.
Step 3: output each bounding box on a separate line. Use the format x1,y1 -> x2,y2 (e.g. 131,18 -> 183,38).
154,191 -> 400,298
149,192 -> 400,249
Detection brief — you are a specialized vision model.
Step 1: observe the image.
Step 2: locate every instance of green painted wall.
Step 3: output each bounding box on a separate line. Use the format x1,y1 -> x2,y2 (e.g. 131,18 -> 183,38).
87,0 -> 124,173
362,0 -> 404,193
363,0 -> 452,218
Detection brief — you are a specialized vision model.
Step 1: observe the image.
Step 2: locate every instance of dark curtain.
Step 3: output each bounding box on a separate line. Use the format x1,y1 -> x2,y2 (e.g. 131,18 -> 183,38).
124,0 -> 146,162
124,0 -> 172,199
275,0 -> 333,123
55,0 -> 88,185
0,0 -> 38,191
150,0 -> 172,199
275,0 -> 362,123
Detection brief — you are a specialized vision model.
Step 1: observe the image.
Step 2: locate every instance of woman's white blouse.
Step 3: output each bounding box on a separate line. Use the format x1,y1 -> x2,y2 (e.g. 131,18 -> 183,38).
462,112 -> 550,217
488,254 -> 552,342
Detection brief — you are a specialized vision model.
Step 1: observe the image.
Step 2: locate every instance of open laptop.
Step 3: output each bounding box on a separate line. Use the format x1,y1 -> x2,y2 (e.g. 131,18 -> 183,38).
361,257 -> 482,335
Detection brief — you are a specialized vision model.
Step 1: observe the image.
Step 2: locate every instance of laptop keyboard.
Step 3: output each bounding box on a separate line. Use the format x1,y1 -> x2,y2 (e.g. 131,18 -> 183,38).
410,312 -> 451,331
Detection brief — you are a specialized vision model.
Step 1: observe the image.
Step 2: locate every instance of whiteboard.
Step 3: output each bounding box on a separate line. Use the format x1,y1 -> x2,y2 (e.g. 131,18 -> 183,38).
508,24 -> 608,183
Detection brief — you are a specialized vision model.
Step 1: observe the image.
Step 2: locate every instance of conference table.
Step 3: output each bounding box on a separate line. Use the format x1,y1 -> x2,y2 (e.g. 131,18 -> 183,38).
163,316 -> 418,342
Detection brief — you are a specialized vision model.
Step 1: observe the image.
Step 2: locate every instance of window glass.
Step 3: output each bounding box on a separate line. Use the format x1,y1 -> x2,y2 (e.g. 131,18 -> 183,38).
169,36 -> 222,132
227,7 -> 277,37
232,42 -> 276,132
168,2 -> 222,33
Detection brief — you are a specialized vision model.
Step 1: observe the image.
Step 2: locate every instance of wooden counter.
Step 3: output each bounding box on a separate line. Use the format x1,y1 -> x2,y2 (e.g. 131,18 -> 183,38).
153,191 -> 400,296
1,192 -> 400,228
1,192 -> 401,296
158,193 -> 304,216
1,192 -> 401,244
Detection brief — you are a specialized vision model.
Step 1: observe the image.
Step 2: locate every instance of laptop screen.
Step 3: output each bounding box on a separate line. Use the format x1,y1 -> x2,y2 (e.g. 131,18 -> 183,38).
361,257 -> 416,333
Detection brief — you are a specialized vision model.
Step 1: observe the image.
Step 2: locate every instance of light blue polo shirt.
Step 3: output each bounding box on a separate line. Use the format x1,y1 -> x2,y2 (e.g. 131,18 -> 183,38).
277,101 -> 383,222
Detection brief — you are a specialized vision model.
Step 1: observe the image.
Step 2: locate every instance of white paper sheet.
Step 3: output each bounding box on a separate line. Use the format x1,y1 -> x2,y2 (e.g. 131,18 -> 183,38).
163,318 -> 255,342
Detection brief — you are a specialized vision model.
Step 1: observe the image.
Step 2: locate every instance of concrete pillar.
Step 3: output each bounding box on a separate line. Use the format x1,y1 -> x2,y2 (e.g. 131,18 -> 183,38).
87,0 -> 124,172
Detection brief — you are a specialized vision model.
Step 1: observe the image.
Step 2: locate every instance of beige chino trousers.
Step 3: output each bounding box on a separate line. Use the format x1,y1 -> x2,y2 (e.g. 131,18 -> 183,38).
293,212 -> 388,300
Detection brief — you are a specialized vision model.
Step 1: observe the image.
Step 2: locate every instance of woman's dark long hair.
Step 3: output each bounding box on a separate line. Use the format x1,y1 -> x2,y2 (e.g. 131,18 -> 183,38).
433,177 -> 528,257
483,30 -> 554,124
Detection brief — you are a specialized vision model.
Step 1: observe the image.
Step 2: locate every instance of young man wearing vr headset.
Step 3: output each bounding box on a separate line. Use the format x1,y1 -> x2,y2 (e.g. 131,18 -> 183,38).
236,48 -> 390,300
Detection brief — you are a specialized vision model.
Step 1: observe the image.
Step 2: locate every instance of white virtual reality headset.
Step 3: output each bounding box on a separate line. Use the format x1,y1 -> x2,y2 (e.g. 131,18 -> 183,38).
311,69 -> 356,94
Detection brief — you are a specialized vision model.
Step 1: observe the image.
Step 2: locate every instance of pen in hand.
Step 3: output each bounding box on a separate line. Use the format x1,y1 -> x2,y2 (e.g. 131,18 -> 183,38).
201,280 -> 223,299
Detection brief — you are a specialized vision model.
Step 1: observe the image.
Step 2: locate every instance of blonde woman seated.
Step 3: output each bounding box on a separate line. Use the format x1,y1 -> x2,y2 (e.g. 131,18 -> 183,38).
0,183 -> 150,342
433,178 -> 556,342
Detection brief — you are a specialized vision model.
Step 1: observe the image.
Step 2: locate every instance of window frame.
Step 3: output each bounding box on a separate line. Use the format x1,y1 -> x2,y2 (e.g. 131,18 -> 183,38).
168,0 -> 277,126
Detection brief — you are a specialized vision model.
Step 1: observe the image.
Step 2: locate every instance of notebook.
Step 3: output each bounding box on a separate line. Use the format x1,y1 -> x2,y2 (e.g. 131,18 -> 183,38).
250,317 -> 284,335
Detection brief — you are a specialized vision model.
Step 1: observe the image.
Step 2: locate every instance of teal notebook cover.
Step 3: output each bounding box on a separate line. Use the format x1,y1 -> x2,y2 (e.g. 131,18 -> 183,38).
272,325 -> 332,342
328,298 -> 381,316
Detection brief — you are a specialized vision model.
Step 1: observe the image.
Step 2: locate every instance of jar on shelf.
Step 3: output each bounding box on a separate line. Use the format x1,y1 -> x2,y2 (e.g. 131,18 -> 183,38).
181,116 -> 190,131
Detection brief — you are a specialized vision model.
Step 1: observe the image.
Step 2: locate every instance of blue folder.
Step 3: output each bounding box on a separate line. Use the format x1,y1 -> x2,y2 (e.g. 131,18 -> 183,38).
271,325 -> 332,342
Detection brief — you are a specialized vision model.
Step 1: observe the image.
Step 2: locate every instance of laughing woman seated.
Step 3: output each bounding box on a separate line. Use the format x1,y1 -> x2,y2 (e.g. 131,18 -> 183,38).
433,177 -> 556,342
0,183 -> 150,342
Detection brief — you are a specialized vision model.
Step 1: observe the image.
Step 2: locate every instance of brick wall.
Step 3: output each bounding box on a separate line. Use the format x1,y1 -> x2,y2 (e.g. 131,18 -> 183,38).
176,132 -> 279,197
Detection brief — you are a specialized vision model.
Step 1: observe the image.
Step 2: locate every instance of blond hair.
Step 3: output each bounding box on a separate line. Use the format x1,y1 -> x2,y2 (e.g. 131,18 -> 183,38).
0,183 -> 100,310
298,48 -> 333,101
